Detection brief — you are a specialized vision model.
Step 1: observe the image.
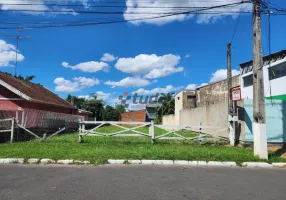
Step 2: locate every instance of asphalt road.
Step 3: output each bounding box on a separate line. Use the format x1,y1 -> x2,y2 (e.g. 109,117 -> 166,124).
0,165 -> 285,200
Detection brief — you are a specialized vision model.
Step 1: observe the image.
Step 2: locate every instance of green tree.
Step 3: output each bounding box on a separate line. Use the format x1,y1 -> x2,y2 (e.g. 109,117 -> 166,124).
154,93 -> 175,124
3,72 -> 36,83
81,96 -> 105,120
115,104 -> 126,117
102,105 -> 121,121
65,94 -> 86,109
24,75 -> 36,82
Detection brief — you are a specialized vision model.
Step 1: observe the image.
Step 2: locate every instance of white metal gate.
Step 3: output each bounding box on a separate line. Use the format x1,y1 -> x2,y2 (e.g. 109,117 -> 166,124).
79,121 -> 221,143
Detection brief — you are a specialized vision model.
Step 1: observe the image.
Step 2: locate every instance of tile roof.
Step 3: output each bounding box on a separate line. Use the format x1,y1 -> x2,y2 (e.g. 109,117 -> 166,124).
0,72 -> 75,109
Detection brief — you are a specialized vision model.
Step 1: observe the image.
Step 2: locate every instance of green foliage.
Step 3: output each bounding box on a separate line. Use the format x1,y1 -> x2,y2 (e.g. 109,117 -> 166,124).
81,96 -> 105,120
65,94 -> 86,109
115,104 -> 126,119
1,132 -> 285,164
155,93 -> 175,124
3,72 -> 36,83
102,105 -> 121,121
65,94 -> 104,120
65,94 -> 126,121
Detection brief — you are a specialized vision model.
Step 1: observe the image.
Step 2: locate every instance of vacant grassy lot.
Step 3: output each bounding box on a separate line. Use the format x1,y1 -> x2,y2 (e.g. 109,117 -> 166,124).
90,125 -> 199,137
0,126 -> 285,164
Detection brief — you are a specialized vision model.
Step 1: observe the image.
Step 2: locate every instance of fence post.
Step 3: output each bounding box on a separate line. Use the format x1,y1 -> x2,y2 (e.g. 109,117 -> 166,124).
150,120 -> 155,144
78,123 -> 84,143
42,134 -> 47,142
10,118 -> 15,143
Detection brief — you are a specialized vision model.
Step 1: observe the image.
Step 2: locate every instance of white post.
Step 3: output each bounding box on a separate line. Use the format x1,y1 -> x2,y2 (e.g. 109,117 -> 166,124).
229,122 -> 235,146
82,124 -> 85,132
79,123 -> 85,143
21,111 -> 25,126
10,118 -> 15,143
150,121 -> 155,144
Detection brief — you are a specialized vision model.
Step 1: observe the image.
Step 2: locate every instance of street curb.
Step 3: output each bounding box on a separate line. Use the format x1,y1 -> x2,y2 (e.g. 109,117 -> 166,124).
242,162 -> 273,168
0,158 -> 286,168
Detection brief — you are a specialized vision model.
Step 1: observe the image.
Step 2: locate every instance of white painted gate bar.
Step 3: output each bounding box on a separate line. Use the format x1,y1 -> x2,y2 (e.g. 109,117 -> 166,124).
79,121 -> 222,143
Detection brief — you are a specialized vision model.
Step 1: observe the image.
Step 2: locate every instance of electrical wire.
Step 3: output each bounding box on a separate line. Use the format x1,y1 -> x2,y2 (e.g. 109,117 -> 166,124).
0,1 -> 255,30
230,11 -> 241,44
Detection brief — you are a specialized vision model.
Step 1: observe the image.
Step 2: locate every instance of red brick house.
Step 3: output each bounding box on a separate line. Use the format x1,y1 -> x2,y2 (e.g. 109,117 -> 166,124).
0,72 -> 82,130
121,105 -> 158,122
121,110 -> 147,122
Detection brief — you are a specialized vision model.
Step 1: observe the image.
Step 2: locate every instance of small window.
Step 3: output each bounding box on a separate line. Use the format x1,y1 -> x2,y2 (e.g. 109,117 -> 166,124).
187,95 -> 195,101
187,95 -> 196,107
269,63 -> 286,81
177,97 -> 180,100
243,75 -> 253,87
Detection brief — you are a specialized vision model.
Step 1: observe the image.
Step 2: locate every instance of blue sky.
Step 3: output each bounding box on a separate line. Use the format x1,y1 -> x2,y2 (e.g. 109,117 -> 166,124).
0,0 -> 285,105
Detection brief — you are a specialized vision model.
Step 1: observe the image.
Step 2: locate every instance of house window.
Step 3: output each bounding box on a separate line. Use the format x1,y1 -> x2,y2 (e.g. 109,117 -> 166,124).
269,63 -> 286,81
243,74 -> 253,87
177,97 -> 180,100
187,95 -> 196,107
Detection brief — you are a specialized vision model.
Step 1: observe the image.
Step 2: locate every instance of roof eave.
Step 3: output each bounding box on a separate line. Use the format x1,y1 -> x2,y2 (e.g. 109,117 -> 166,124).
29,98 -> 77,110
0,79 -> 31,100
0,79 -> 76,109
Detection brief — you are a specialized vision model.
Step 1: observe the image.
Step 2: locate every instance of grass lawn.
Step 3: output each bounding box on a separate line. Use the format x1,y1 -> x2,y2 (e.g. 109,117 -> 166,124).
0,126 -> 285,165
91,125 -> 199,137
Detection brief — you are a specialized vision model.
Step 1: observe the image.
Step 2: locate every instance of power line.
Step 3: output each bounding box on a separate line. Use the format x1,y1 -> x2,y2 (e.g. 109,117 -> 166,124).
0,1 -> 255,30
230,11 -> 241,43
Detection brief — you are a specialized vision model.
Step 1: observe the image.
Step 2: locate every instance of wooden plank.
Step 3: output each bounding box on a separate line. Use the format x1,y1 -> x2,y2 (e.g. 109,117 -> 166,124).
45,127 -> 66,140
0,130 -> 11,133
17,124 -> 41,139
0,118 -> 14,122
81,121 -> 151,125
10,118 -> 14,143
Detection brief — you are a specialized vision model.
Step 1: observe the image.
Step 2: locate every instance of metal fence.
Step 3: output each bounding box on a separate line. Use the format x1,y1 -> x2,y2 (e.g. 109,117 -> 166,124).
0,118 -> 14,142
0,109 -> 83,142
79,121 -> 221,143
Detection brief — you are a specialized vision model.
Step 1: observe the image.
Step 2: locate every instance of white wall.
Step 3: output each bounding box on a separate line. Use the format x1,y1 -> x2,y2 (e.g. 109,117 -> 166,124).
241,58 -> 286,99
162,114 -> 176,126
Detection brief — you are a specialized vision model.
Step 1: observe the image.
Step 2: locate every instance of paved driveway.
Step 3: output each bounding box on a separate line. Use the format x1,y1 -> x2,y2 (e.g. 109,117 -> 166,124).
0,165 -> 285,200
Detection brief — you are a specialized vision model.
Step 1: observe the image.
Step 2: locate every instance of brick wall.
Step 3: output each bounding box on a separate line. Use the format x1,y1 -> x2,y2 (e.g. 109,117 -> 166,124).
121,110 -> 146,122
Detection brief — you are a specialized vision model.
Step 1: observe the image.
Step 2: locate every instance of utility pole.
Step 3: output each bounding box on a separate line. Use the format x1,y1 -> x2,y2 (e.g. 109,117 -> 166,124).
252,0 -> 268,159
5,28 -> 31,76
227,43 -> 235,146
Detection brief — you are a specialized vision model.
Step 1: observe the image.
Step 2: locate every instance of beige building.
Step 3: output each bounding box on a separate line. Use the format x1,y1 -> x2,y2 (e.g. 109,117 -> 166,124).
163,76 -> 244,140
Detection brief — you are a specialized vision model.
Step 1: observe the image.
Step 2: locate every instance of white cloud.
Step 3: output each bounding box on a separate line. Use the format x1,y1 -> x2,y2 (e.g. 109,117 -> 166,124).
145,66 -> 184,79
133,85 -> 183,95
94,91 -> 111,100
105,77 -> 151,88
100,53 -> 117,62
185,54 -> 191,58
54,77 -> 100,93
0,0 -> 89,14
199,83 -> 208,87
124,0 -> 251,25
0,40 -> 24,67
186,83 -> 208,90
209,69 -> 240,83
78,91 -> 111,101
186,84 -> 197,90
62,61 -> 109,73
115,54 -> 183,79
0,0 -> 47,12
73,77 -> 100,87
78,95 -> 91,100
